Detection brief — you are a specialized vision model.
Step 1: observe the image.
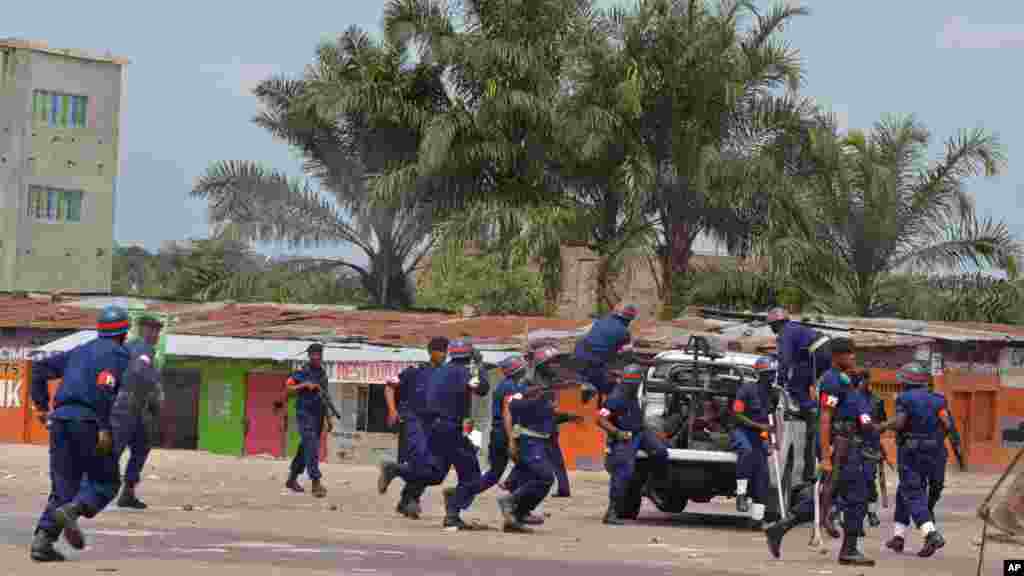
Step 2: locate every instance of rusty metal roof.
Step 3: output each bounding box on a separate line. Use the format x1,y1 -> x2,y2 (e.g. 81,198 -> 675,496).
0,294 -> 1019,351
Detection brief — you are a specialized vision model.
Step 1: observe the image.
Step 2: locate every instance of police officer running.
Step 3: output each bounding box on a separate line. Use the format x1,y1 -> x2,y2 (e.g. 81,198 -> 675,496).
475,356 -> 529,498
498,347 -> 564,532
597,364 -> 669,525
112,313 -> 165,509
763,338 -> 874,565
380,337 -> 449,518
29,305 -> 132,562
767,308 -> 829,483
284,343 -> 334,498
575,303 -> 637,404
879,362 -> 955,557
731,365 -> 774,517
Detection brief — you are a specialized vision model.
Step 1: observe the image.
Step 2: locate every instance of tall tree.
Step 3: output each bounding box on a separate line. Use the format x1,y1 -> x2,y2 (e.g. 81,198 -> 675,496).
770,114 -> 1019,316
611,0 -> 810,314
191,27 -> 444,308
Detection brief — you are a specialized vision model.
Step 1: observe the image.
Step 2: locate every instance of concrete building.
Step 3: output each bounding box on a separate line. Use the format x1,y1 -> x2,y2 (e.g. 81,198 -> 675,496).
0,38 -> 128,293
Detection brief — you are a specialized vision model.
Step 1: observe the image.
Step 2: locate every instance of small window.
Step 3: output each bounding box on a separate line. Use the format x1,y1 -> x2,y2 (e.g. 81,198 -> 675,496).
31,90 -> 88,128
27,186 -> 83,223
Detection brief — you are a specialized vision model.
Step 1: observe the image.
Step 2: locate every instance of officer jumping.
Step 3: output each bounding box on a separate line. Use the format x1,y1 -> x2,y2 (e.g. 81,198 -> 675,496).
597,363 -> 669,525
29,305 -> 132,562
767,308 -> 830,483
763,337 -> 874,565
112,313 -> 165,509
380,337 -> 449,518
879,362 -> 958,557
284,343 -> 334,498
498,346 -> 566,532
731,362 -> 774,518
574,303 -> 637,404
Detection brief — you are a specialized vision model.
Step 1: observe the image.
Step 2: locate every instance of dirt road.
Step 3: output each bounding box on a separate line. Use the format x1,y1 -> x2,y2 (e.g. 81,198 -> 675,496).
0,444 -> 1013,575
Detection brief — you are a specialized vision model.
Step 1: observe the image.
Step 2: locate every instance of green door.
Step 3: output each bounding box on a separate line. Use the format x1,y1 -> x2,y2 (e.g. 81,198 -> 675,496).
197,363 -> 247,455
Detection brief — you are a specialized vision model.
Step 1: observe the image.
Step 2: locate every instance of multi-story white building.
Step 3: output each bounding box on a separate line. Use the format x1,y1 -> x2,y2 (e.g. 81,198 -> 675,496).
0,38 -> 128,293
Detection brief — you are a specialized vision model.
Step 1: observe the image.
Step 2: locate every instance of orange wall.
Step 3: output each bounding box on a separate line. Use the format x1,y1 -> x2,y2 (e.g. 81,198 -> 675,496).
0,361 -> 29,443
556,388 -> 605,471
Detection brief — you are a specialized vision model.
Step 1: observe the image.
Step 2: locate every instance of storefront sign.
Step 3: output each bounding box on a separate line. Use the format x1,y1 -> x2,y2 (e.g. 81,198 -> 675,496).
0,363 -> 22,409
945,361 -> 998,376
302,361 -> 421,384
0,347 -> 32,361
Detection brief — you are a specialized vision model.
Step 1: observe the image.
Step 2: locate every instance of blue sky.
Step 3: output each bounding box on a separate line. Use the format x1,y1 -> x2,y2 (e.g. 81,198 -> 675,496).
5,1 -> 1023,265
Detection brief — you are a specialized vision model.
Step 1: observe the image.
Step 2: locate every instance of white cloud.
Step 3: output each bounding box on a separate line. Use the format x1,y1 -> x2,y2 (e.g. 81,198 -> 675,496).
940,16 -> 1024,49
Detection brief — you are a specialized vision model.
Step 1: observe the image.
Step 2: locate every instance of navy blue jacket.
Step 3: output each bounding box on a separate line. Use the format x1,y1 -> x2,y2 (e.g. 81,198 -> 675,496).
896,387 -> 945,438
492,376 -> 526,424
395,362 -> 434,416
508,377 -> 556,436
31,337 -> 131,432
425,361 -> 490,426
575,314 -> 631,363
734,379 -> 771,428
287,363 -> 331,419
819,368 -> 872,429
776,321 -> 818,386
602,382 -> 644,433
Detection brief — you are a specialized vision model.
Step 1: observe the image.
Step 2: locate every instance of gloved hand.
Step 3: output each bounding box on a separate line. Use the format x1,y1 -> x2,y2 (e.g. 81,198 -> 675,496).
97,430 -> 113,456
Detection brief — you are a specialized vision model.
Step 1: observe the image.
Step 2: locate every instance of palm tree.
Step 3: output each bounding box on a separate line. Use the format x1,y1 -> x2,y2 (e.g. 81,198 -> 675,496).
769,114 -> 1019,317
191,27 -> 443,308
609,0 -> 811,314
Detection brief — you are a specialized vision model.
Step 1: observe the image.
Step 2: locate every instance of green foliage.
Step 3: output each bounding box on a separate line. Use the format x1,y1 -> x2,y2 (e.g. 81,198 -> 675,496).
417,253 -> 545,316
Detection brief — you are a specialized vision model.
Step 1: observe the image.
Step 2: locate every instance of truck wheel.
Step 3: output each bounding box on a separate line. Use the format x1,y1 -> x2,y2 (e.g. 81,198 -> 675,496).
648,490 -> 688,514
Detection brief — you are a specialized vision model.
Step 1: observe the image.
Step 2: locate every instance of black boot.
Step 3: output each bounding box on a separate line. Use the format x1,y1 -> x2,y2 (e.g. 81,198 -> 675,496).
603,504 -> 625,525
838,533 -> 875,566
736,494 -> 750,513
442,488 -> 466,529
867,511 -> 880,527
378,461 -> 400,494
118,483 -> 147,509
499,495 -> 531,532
918,531 -> 945,558
30,532 -> 64,562
396,497 -> 421,519
886,535 -> 905,552
54,503 -> 86,550
285,472 -> 304,493
765,516 -> 798,559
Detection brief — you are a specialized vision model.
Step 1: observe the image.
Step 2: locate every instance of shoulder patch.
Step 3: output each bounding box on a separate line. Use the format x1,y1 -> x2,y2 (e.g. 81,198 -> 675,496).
97,370 -> 117,389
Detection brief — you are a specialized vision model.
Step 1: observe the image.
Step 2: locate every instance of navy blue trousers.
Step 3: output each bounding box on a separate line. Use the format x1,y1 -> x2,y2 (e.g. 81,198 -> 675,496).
113,414 -> 151,486
606,429 -> 668,506
290,411 -> 322,481
510,437 -> 555,516
836,443 -> 868,537
895,441 -> 942,527
36,419 -> 120,538
477,427 -> 512,495
732,428 -> 771,504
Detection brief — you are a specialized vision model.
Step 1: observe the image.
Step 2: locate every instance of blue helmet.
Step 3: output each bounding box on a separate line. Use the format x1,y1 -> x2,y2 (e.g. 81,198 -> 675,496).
97,305 -> 130,338
447,339 -> 473,360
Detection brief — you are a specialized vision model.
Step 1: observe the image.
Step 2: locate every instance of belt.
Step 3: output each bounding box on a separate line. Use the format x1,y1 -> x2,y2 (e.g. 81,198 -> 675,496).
513,424 -> 551,439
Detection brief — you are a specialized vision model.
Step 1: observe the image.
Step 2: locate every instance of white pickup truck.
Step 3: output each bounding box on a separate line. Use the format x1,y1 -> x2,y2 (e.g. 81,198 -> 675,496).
627,338 -> 809,524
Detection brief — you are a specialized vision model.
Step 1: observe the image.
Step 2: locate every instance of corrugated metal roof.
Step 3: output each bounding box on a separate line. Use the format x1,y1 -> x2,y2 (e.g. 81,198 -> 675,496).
0,38 -> 129,65
34,330 -> 525,364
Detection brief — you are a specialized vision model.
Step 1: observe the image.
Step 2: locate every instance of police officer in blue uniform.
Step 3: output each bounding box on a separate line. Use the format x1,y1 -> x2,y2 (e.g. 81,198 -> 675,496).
284,343 -> 334,498
926,378 -> 959,521
731,364 -> 774,514
575,303 -> 637,404
498,346 -> 566,532
597,364 -> 668,525
764,338 -> 873,565
380,337 -> 449,518
767,308 -> 829,482
420,339 -> 491,529
549,410 -> 581,497
112,313 -> 164,509
880,362 -> 956,557
29,305 -> 132,562
858,373 -> 889,527
476,355 -> 528,496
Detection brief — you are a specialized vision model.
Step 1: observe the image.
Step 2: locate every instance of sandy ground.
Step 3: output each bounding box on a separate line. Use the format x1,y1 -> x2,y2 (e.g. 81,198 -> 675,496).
0,444 -> 1017,575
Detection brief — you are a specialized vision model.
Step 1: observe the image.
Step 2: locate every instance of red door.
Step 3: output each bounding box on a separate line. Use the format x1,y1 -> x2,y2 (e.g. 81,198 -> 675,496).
245,372 -> 288,457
